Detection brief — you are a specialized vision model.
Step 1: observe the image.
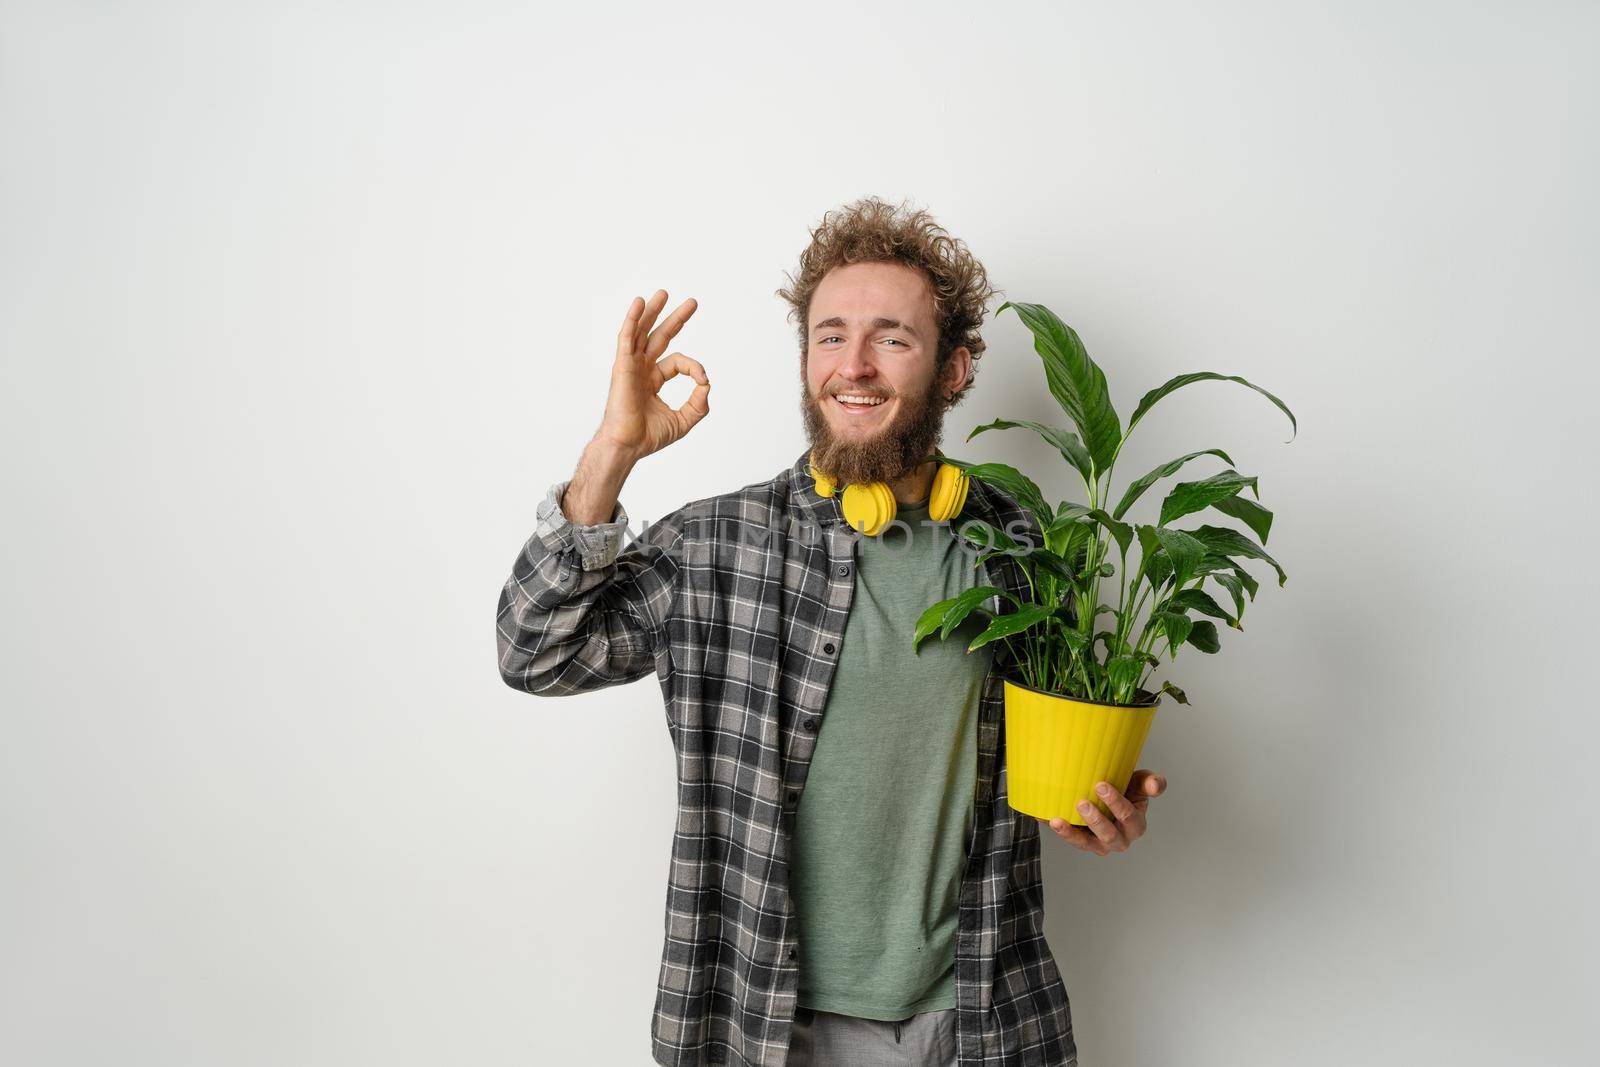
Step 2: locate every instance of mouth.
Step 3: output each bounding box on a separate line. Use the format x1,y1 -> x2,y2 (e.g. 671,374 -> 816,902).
831,391 -> 892,419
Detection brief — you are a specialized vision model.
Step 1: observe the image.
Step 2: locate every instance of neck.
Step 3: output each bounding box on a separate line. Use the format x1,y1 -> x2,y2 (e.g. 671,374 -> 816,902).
884,457 -> 938,507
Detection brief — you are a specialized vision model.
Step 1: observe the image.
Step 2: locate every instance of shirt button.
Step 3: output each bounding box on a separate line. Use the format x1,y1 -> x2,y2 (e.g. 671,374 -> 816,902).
823,643 -> 835,654
788,947 -> 798,960
835,563 -> 851,578
803,718 -> 818,732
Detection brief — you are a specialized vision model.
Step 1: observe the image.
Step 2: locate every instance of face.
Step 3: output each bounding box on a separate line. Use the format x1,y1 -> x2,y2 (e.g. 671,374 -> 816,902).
799,261 -> 971,486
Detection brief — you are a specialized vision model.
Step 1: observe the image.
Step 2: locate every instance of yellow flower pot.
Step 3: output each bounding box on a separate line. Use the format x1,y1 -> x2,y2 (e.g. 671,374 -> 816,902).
1001,675 -> 1161,826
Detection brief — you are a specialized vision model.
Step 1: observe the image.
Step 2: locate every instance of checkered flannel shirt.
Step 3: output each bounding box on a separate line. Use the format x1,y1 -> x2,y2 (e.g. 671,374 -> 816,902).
496,446 -> 1078,1066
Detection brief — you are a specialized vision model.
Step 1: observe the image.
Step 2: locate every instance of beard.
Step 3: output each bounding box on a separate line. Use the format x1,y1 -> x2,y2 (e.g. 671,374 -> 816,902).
799,360 -> 948,486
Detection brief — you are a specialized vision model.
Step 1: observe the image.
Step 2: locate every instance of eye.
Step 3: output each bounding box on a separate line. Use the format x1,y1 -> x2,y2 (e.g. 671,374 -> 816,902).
816,335 -> 909,347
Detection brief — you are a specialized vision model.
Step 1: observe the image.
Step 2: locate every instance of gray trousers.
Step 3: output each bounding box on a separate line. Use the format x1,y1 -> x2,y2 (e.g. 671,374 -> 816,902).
784,1005 -> 958,1066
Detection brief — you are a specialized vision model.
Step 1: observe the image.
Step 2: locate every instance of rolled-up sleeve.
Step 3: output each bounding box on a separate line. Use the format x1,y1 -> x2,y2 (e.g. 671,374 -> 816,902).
534,479 -> 632,571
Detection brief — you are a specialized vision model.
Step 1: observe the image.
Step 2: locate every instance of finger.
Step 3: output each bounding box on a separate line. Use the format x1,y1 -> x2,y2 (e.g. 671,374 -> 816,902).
616,296 -> 645,360
644,297 -> 698,360
1096,781 -> 1147,841
1077,800 -> 1127,851
656,353 -> 709,389
1128,769 -> 1167,799
678,381 -> 710,429
657,353 -> 711,428
1038,817 -> 1105,854
634,289 -> 669,356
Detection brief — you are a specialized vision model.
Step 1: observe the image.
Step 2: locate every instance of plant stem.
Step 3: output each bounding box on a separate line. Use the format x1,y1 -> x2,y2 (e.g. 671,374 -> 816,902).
1021,559 -> 1040,689
1133,576 -> 1201,691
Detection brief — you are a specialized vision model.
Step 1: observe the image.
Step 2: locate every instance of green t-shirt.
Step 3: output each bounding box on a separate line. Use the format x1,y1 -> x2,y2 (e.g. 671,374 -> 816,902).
790,496 -> 997,1020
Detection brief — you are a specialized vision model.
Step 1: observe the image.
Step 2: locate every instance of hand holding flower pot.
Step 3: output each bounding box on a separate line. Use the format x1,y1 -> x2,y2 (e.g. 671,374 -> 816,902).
913,301 -> 1297,827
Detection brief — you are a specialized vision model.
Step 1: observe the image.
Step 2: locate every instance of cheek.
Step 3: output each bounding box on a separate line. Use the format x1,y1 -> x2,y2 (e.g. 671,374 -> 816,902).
892,368 -> 933,397
806,352 -> 837,392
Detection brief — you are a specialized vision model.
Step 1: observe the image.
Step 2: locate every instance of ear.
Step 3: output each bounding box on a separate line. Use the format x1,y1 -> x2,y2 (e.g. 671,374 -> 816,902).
940,346 -> 973,401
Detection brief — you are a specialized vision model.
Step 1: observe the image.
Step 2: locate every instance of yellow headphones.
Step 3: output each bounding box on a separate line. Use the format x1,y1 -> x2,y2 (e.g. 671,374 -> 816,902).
807,449 -> 971,536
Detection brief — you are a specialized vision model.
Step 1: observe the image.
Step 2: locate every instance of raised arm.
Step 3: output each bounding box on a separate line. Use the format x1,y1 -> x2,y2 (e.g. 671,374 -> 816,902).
496,290 -> 710,696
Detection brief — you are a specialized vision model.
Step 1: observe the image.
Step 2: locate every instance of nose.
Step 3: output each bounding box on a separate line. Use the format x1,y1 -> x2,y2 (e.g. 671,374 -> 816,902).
835,336 -> 879,386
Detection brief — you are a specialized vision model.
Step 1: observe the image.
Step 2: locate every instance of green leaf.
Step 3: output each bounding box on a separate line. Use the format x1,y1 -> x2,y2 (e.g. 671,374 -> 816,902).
1085,509 -> 1134,556
1167,587 -> 1239,628
1093,629 -> 1126,657
1045,510 -> 1093,559
1027,547 -> 1083,587
1146,551 -> 1173,589
1209,493 -> 1274,544
1186,619 -> 1222,653
1210,571 -> 1247,618
921,591 -> 979,652
972,549 -> 1009,570
1187,524 -> 1287,587
1057,501 -> 1091,522
913,600 -> 958,653
1125,371 -> 1298,444
1107,654 -> 1143,694
995,301 -> 1122,471
967,417 -> 1095,489
1229,562 -> 1260,600
1155,679 -> 1189,705
1161,611 -> 1194,655
1111,448 -> 1236,520
968,603 -> 1055,653
948,460 -> 1052,530
913,586 -> 1014,651
955,517 -> 1023,555
1135,523 -> 1162,566
1157,470 -> 1258,528
1153,527 -> 1208,588
1199,554 -> 1259,603
1051,617 -> 1089,653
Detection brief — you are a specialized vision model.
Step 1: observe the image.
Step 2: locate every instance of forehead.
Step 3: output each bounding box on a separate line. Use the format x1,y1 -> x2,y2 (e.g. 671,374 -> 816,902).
810,262 -> 932,327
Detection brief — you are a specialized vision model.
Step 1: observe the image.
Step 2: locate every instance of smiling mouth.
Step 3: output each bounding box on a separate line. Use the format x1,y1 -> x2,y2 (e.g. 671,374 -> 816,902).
832,393 -> 891,415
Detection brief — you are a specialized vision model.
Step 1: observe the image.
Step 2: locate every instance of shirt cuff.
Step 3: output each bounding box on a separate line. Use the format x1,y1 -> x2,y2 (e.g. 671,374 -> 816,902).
535,479 -> 632,571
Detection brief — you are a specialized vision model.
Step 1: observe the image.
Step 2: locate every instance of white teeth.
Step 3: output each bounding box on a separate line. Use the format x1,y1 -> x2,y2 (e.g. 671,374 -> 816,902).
836,394 -> 886,406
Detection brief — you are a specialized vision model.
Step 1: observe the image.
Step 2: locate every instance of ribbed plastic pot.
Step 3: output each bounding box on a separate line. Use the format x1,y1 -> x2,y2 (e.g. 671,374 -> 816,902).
1000,673 -> 1161,825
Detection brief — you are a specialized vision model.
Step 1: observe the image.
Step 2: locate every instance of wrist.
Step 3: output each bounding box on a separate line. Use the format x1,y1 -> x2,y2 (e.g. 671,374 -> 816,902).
561,437 -> 639,526
589,433 -> 646,470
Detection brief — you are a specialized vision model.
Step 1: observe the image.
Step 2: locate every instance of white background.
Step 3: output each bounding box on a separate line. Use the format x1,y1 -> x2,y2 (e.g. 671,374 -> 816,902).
4,2 -> 1595,1064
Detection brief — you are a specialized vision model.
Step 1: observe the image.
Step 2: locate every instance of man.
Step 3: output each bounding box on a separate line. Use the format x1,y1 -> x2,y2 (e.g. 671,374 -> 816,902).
496,196 -> 1166,1067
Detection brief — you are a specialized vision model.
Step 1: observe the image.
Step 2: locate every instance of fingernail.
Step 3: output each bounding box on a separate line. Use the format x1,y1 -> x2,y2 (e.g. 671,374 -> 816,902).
1077,801 -> 1093,815
1096,782 -> 1111,796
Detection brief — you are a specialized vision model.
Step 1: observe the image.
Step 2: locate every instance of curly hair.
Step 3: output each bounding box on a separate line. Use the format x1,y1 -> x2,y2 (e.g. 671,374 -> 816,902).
775,195 -> 1002,408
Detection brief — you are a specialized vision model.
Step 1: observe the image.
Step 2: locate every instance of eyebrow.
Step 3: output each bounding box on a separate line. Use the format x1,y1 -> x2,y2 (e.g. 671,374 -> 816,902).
811,315 -> 920,339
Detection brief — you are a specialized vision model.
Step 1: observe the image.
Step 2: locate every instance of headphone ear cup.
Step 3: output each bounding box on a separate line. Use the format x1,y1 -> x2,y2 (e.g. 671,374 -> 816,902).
949,467 -> 970,518
808,459 -> 837,498
928,462 -> 970,521
842,481 -> 895,536
929,462 -> 955,518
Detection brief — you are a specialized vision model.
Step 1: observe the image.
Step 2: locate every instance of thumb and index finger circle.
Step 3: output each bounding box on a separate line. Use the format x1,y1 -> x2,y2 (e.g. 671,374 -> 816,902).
658,352 -> 711,428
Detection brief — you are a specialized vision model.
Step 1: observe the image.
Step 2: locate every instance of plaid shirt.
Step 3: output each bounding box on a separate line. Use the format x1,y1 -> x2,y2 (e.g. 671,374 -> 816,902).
496,446 -> 1078,1067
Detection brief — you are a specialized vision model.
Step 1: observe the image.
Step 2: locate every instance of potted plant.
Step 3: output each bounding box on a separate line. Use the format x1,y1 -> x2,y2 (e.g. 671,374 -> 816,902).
913,301 -> 1298,825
